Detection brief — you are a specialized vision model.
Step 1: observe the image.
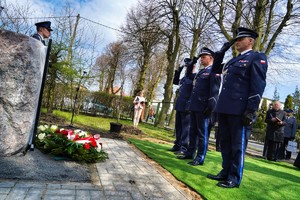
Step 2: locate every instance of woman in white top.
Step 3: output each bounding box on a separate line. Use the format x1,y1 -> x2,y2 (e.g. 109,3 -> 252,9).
133,90 -> 146,128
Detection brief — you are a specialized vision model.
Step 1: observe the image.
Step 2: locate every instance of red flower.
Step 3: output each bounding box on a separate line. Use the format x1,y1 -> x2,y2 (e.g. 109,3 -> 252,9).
59,129 -> 69,135
83,143 -> 91,150
89,138 -> 97,147
73,134 -> 79,141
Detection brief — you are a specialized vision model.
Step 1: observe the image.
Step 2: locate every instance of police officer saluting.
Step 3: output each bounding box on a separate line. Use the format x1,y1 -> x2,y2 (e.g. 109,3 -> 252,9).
32,21 -> 53,46
177,47 -> 221,166
170,58 -> 196,153
207,27 -> 268,188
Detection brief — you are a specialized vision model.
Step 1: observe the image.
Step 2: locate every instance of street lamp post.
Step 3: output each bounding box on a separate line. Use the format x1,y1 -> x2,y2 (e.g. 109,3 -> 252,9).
70,71 -> 87,126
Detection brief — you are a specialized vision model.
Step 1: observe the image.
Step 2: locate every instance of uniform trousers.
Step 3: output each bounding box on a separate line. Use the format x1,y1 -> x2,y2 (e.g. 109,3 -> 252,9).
174,111 -> 190,150
185,111 -> 208,161
194,114 -> 209,163
218,113 -> 246,185
281,137 -> 293,159
266,140 -> 282,161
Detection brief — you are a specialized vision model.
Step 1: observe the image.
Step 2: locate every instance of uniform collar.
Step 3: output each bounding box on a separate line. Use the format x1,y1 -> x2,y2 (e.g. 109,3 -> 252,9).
37,32 -> 45,40
240,49 -> 252,55
204,64 -> 212,69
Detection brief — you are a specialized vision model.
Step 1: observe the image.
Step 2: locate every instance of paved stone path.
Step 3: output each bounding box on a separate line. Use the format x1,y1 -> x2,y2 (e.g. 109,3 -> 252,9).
0,138 -> 192,200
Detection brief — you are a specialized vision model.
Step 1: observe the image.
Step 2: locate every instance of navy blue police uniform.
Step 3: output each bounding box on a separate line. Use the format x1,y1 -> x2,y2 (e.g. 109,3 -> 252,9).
170,59 -> 196,152
207,27 -> 268,188
281,109 -> 297,159
177,48 -> 221,166
32,21 -> 53,46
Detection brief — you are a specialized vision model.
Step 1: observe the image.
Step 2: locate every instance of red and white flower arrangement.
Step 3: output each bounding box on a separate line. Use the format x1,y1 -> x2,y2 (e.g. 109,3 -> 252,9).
36,125 -> 108,163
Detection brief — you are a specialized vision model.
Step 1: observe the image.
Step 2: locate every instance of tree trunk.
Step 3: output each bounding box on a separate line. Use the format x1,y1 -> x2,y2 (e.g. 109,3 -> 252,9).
134,50 -> 151,96
156,6 -> 181,128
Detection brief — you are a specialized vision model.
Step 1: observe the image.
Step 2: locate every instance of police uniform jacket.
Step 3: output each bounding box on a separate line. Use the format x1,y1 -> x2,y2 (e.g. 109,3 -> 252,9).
174,69 -> 196,112
284,116 -> 297,138
32,33 -> 46,45
187,65 -> 221,112
216,50 -> 268,115
265,109 -> 286,142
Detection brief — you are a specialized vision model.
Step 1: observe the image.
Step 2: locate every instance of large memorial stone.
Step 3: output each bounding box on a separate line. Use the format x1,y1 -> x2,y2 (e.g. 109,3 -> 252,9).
0,29 -> 46,156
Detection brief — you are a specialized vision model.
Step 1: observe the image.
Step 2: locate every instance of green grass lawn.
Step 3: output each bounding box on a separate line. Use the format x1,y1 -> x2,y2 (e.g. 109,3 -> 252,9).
128,138 -> 300,200
49,110 -> 300,199
52,110 -> 175,142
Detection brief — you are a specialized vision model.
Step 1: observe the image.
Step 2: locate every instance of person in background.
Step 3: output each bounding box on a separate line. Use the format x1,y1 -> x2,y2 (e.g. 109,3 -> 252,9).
147,105 -> 156,123
133,90 -> 146,128
32,21 -> 53,45
265,101 -> 286,161
280,109 -> 297,160
207,27 -> 268,188
169,58 -> 196,153
263,103 -> 274,157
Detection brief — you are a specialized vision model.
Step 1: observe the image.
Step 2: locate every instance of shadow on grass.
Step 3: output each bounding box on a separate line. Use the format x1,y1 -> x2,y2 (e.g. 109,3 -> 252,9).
244,157 -> 300,184
128,138 -> 300,200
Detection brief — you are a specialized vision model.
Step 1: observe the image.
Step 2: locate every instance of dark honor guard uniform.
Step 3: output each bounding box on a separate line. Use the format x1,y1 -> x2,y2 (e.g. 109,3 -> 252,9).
170,58 -> 196,153
207,27 -> 268,188
177,48 -> 221,166
282,109 -> 297,159
32,21 -> 53,46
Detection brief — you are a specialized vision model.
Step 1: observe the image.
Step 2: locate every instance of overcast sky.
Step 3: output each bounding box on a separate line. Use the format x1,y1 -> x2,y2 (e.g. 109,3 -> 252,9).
3,0 -> 300,101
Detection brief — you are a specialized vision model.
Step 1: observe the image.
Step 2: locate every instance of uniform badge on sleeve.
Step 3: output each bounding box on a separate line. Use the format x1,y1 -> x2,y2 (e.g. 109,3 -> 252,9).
260,60 -> 266,64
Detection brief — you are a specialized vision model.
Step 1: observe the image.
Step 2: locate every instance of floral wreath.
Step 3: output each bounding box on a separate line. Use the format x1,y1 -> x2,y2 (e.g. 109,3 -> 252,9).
36,125 -> 108,163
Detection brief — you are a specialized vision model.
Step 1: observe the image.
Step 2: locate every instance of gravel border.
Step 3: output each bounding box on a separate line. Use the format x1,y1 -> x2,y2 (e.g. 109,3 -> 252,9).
0,148 -> 92,182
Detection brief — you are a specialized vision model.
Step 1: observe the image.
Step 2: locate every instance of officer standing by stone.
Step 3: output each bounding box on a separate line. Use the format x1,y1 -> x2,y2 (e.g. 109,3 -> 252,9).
177,47 -> 221,166
207,27 -> 268,188
169,58 -> 196,153
32,21 -> 53,45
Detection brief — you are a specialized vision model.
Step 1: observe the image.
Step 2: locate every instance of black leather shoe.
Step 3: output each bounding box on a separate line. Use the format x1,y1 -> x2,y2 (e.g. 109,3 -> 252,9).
207,173 -> 227,181
177,155 -> 193,159
217,180 -> 239,188
187,160 -> 203,166
169,146 -> 180,152
174,150 -> 186,155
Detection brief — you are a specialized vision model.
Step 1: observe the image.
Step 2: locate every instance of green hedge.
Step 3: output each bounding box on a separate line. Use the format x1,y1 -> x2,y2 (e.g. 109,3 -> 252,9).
89,91 -> 134,118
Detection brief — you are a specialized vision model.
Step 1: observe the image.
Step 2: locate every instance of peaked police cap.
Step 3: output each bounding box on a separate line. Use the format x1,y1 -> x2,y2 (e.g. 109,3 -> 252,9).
35,21 -> 53,31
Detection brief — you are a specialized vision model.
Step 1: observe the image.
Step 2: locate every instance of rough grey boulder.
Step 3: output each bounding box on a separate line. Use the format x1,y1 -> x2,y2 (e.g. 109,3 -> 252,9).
0,29 -> 46,156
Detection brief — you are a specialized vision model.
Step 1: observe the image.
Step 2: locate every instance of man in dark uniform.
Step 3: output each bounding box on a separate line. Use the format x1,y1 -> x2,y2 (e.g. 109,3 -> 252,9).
32,21 -> 53,45
169,58 -> 196,153
177,47 -> 221,166
281,109 -> 297,160
207,27 -> 268,188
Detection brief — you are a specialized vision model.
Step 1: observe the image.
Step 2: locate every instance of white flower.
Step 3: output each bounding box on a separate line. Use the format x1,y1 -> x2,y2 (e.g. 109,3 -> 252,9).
74,129 -> 81,134
96,147 -> 102,152
67,132 -> 74,140
38,125 -> 46,132
79,131 -> 88,137
50,125 -> 58,132
38,133 -> 46,140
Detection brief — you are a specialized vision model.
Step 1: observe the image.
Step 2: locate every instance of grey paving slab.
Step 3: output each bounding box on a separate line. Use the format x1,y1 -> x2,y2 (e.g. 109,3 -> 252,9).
96,138 -> 190,200
0,138 -> 193,200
